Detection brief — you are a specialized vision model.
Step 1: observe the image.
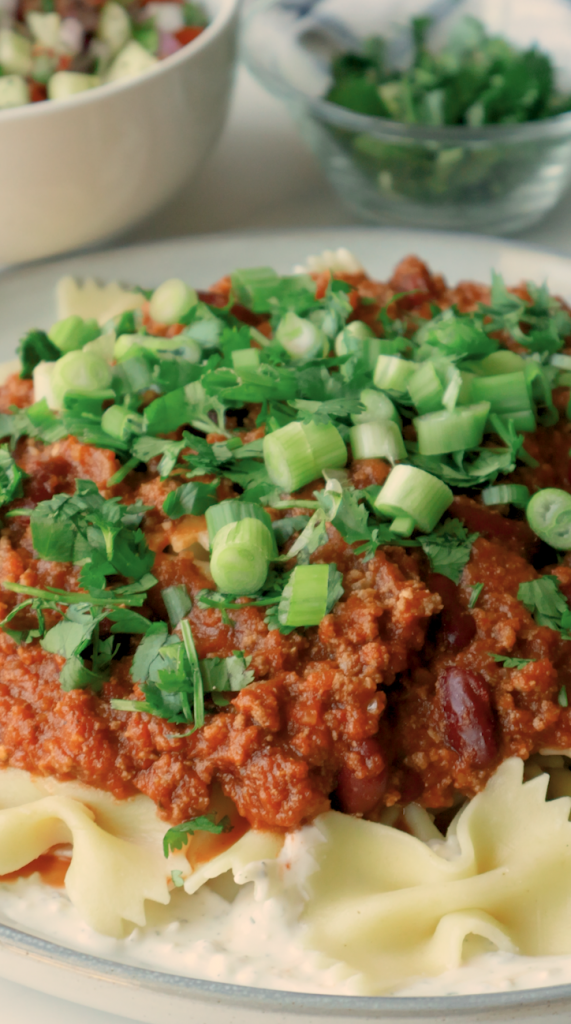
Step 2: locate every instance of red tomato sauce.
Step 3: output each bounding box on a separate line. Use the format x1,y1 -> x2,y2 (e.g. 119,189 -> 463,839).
1,255 -> 571,835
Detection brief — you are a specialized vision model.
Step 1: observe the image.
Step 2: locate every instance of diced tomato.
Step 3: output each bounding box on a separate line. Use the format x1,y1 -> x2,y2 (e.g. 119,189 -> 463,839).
29,81 -> 47,103
174,26 -> 204,46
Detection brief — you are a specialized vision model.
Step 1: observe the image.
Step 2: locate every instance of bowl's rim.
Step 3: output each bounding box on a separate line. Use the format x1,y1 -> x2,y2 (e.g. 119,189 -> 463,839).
242,0 -> 571,144
4,919 -> 571,1016
0,0 -> 240,122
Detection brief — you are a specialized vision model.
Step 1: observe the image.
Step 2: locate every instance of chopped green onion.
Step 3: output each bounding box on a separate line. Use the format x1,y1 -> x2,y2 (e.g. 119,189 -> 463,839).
51,350 -> 113,410
101,404 -> 144,441
481,484 -> 530,508
468,582 -> 484,608
206,499 -> 276,555
351,388 -> 401,428
349,420 -> 406,463
525,362 -> 558,428
274,312 -> 327,361
335,322 -> 381,370
302,420 -> 348,473
559,684 -> 569,708
162,584 -> 192,627
49,315 -> 100,354
414,401 -> 490,455
374,465 -> 453,533
408,361 -> 444,414
550,353 -> 571,371
210,519 -> 272,594
475,351 -> 526,376
149,279 -> 198,325
263,420 -> 346,493
279,563 -> 329,628
469,371 -> 533,421
390,515 -> 415,537
231,348 -> 260,371
373,354 -> 415,393
526,488 -> 571,550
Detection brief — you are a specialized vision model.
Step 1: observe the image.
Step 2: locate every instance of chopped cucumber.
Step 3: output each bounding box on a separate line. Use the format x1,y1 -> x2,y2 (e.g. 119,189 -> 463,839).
0,74 -> 30,108
97,2 -> 132,56
105,39 -> 158,82
48,72 -> 101,101
0,30 -> 32,76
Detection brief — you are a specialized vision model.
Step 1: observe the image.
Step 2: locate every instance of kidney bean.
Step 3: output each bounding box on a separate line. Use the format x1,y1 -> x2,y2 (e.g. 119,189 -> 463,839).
335,738 -> 387,815
427,573 -> 477,651
438,666 -> 498,768
336,767 -> 388,815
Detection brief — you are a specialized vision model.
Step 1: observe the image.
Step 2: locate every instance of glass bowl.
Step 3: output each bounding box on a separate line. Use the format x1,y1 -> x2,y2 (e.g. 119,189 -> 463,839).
242,0 -> 571,234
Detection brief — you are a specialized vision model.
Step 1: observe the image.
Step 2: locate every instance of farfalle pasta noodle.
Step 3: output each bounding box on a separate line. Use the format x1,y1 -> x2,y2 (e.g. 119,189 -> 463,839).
0,769 -> 183,936
3,759 -> 570,990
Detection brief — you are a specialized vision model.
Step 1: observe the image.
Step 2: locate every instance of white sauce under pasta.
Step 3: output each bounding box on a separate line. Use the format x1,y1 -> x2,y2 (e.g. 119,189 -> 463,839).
3,758 -> 571,995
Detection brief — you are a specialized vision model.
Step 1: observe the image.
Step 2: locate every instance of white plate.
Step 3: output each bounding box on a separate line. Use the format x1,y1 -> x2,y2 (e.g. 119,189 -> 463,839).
3,226 -> 571,1024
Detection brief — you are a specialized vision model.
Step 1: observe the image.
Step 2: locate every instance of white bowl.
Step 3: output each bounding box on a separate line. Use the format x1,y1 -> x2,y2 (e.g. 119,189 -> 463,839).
0,0 -> 240,266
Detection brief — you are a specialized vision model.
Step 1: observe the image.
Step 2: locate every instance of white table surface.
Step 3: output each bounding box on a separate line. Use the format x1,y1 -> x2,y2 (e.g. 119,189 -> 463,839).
4,60 -> 571,1024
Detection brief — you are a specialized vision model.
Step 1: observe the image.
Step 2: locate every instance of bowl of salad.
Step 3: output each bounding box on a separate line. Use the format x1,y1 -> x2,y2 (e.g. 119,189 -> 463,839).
243,0 -> 571,234
0,0 -> 239,264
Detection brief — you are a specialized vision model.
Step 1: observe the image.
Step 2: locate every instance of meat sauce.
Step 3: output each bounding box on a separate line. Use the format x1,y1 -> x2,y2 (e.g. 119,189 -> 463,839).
1,256 -> 571,833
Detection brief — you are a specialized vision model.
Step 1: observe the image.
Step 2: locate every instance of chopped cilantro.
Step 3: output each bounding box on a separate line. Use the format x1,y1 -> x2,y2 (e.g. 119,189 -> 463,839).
18,328 -> 60,378
419,519 -> 478,583
488,652 -> 535,670
163,813 -> 232,857
517,576 -> 571,637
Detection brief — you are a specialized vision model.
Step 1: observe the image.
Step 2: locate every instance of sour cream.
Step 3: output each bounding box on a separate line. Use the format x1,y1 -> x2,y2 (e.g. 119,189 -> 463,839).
2,826 -> 571,998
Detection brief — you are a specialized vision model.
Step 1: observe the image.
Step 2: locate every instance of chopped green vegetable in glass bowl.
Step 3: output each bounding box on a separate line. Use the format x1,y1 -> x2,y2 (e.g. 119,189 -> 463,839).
243,0 -> 571,233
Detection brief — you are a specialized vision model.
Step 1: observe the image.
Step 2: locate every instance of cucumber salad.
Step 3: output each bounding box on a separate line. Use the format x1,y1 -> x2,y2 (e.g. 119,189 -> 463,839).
0,0 -> 207,108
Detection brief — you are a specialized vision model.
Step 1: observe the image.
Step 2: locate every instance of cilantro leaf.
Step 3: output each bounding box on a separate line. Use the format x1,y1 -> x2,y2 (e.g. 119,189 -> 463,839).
162,481 -> 218,519
488,652 -> 535,669
163,813 -> 232,857
419,519 -> 478,583
517,576 -> 571,636
0,446 -> 26,506
200,651 -> 255,693
18,329 -> 60,378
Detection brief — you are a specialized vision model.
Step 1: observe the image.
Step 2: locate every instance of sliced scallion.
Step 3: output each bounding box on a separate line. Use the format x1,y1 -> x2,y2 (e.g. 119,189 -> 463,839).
351,388 -> 401,428
231,348 -> 260,371
279,563 -> 329,628
390,515 -> 415,537
408,361 -> 444,414
49,315 -> 100,354
206,499 -> 276,555
275,312 -> 327,361
101,404 -> 144,441
469,371 -> 533,420
51,350 -> 113,410
475,351 -> 526,376
374,465 -> 453,533
414,401 -> 490,456
263,420 -> 346,493
373,354 -> 416,393
349,420 -> 406,464
481,484 -> 530,508
302,420 -> 347,474
149,278 -> 198,325
550,353 -> 571,371
526,488 -> 571,549
210,519 -> 272,594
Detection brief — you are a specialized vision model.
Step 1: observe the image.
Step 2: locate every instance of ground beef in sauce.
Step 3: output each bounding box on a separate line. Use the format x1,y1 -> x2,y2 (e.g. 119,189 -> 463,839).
1,255 -> 571,832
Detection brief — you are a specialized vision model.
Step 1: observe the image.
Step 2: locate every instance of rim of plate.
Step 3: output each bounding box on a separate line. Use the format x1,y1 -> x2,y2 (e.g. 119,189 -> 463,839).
3,920 -> 571,1015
